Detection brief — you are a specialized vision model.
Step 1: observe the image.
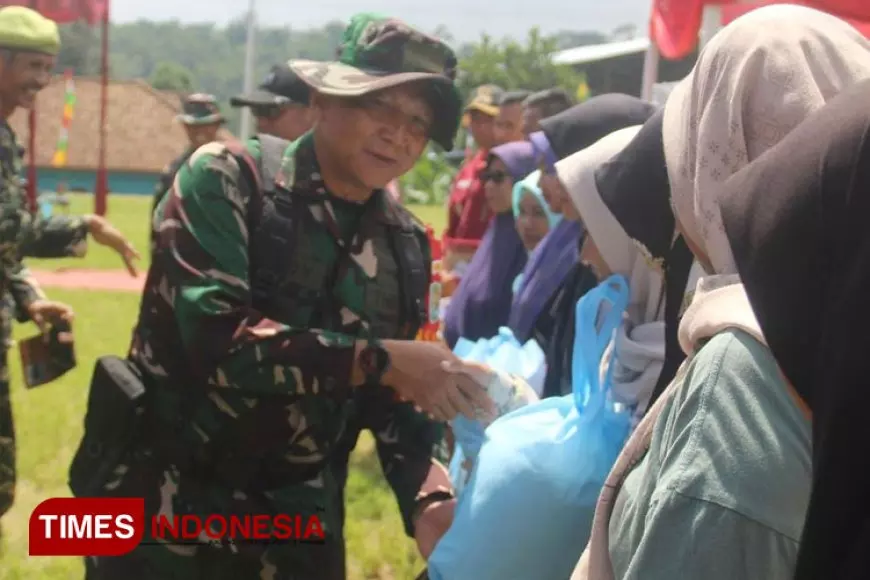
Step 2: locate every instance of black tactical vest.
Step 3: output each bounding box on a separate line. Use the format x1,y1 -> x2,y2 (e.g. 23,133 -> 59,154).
241,134 -> 430,341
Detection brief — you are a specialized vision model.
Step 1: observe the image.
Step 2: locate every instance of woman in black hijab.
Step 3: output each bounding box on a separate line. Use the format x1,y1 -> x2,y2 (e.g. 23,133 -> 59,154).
719,78 -> 870,580
594,110 -> 696,408
527,94 -> 658,398
529,94 -> 658,165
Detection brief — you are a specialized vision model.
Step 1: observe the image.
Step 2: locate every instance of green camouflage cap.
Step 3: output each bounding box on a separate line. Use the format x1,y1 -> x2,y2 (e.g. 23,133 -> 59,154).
0,6 -> 60,56
289,12 -> 462,150
176,93 -> 225,126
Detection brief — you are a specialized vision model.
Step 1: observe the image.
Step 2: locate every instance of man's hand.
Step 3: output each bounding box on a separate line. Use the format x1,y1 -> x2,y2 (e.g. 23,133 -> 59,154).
414,498 -> 456,560
84,214 -> 141,277
376,340 -> 495,423
26,299 -> 74,337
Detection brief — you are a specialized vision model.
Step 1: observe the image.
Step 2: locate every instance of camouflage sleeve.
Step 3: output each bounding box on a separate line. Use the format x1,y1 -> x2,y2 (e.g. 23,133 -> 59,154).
17,215 -> 88,259
164,143 -> 357,394
151,165 -> 173,216
7,259 -> 46,323
357,384 -> 451,536
0,212 -> 89,259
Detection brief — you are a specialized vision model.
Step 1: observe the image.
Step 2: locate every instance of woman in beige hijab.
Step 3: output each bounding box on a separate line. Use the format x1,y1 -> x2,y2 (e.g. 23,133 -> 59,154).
557,125 -> 669,429
572,5 -> 870,579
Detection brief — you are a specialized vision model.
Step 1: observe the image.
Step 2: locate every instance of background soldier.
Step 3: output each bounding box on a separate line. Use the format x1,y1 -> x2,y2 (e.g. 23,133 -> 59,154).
150,93 -> 224,221
442,84 -> 503,272
230,62 -> 313,141
0,6 -> 137,534
493,89 -> 531,145
82,12 -> 491,579
521,87 -> 574,136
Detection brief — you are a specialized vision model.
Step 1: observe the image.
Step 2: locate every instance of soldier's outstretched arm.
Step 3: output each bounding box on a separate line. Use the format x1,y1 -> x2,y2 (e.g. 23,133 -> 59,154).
159,142 -> 365,395
16,214 -> 88,259
0,125 -> 88,256
0,196 -> 89,255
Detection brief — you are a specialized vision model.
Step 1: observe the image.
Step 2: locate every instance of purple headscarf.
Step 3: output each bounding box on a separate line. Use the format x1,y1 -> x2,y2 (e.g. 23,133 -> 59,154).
508,219 -> 582,342
490,141 -> 538,180
442,140 -> 534,347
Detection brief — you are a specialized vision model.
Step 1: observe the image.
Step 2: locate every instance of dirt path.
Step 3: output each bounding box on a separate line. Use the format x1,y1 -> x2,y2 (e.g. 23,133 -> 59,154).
30,268 -> 145,292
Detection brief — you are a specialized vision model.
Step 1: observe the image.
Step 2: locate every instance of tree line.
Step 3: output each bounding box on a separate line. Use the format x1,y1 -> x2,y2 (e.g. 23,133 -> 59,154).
55,18 -> 620,132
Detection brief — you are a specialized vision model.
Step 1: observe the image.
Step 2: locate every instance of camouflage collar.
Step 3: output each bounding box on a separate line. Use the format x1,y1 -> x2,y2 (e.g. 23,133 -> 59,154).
274,132 -> 413,229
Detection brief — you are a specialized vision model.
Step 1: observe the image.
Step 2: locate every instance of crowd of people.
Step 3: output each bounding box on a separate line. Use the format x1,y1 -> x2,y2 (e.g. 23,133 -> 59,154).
0,2 -> 869,579
434,4 -> 870,579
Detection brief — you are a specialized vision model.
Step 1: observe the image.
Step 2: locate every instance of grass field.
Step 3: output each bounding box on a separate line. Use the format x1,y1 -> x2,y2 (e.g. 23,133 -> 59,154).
0,194 -> 448,580
33,194 -> 448,274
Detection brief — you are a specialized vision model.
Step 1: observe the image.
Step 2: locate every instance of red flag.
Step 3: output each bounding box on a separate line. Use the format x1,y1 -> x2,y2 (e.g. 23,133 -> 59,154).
2,0 -> 108,25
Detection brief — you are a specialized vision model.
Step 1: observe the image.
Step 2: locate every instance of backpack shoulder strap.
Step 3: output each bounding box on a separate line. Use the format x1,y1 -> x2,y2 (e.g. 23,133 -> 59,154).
255,133 -> 290,196
386,205 -> 432,336
242,134 -> 296,308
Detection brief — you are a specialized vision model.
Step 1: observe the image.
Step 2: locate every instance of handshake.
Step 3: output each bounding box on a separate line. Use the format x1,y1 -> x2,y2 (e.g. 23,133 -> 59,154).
354,339 -> 497,423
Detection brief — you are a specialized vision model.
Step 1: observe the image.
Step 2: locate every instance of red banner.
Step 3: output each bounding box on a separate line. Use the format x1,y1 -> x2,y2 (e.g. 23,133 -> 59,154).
0,0 -> 107,25
719,1 -> 870,37
651,0 -> 870,59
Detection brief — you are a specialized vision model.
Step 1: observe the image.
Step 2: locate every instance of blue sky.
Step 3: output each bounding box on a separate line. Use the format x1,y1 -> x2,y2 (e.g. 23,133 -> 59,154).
110,0 -> 651,43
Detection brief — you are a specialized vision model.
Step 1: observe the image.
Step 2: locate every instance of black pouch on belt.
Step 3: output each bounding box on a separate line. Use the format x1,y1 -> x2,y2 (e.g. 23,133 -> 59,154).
68,355 -> 147,498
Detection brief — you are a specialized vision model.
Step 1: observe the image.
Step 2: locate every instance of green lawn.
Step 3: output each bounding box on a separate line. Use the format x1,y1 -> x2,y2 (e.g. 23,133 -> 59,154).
31,194 -> 448,273
1,195 -> 449,579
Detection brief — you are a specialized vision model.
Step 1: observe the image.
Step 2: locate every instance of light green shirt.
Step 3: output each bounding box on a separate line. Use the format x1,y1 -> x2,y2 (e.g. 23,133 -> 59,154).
608,329 -> 811,580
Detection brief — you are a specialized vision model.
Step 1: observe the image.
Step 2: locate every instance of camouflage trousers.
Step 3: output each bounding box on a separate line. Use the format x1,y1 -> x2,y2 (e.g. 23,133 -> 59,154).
84,465 -> 348,580
0,355 -> 13,519
84,541 -> 345,580
84,441 -> 357,580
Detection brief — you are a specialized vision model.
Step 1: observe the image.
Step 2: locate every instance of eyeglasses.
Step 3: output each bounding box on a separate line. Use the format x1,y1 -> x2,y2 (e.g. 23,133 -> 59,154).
353,96 -> 432,140
480,170 -> 509,184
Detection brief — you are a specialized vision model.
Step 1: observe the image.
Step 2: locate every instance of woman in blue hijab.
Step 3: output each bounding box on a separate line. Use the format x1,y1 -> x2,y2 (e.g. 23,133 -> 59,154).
511,170 -> 561,294
508,174 -> 579,342
442,141 -> 537,348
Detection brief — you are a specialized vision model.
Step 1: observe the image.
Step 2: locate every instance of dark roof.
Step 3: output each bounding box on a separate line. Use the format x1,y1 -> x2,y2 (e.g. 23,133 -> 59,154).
9,76 -> 234,173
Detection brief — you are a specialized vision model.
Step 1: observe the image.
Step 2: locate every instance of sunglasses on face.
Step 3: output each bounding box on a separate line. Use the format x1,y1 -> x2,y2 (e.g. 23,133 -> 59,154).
481,170 -> 509,184
251,105 -> 285,119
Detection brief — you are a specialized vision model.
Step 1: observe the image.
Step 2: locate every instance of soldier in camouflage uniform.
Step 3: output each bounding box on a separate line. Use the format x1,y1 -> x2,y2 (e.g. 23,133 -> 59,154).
0,6 -> 138,529
83,12 -> 491,580
150,94 -> 224,237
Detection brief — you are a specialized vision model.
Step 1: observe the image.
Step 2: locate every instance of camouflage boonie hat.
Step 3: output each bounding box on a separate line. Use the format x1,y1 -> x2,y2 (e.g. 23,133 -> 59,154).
289,12 -> 462,151
176,93 -> 225,126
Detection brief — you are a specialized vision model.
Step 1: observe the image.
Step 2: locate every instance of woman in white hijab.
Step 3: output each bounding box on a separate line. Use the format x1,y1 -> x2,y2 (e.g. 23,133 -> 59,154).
555,125 -> 667,427
572,5 -> 870,580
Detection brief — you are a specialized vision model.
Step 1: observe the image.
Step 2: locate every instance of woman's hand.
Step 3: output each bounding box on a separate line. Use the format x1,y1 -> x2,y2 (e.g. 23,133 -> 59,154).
414,498 -> 456,559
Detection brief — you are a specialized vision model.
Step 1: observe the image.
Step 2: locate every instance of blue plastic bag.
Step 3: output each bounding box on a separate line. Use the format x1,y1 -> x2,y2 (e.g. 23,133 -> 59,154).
429,275 -> 633,580
452,327 -> 547,396
447,327 -> 543,496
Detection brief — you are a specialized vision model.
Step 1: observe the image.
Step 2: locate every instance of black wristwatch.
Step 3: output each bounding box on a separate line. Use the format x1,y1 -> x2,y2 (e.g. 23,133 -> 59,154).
358,341 -> 390,384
